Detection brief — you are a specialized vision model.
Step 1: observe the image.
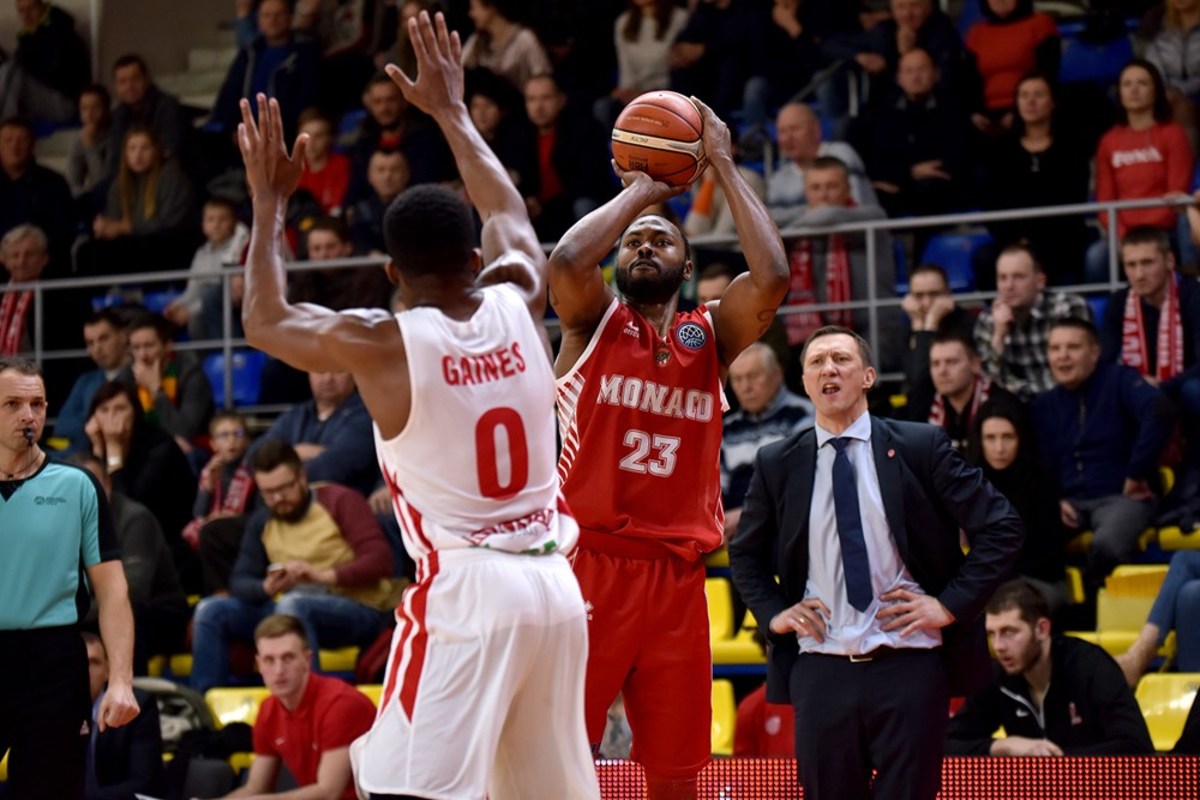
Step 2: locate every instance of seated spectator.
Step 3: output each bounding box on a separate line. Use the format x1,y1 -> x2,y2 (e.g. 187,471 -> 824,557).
1089,59 -> 1193,284
105,54 -> 189,179
466,69 -> 535,198
190,440 -> 395,693
163,197 -> 250,340
296,107 -> 352,215
208,615 -> 377,800
83,632 -> 165,800
295,215 -> 393,310
127,312 -> 214,452
522,74 -> 615,241
964,0 -> 1059,136
1101,227 -> 1200,464
462,0 -> 552,92
739,0 -> 820,133
901,263 -> 977,421
1034,318 -> 1175,588
54,309 -> 134,453
187,411 -> 259,594
946,580 -> 1155,756
85,380 -> 198,591
733,630 -> 796,758
667,0 -> 767,121
683,159 -> 767,239
66,84 -> 113,216
696,261 -> 736,304
779,155 -> 903,370
1115,551 -> 1200,686
347,150 -> 410,256
968,399 -> 1069,608
767,101 -> 877,227
347,72 -> 453,194
0,223 -> 49,355
80,127 -> 198,277
373,0 -> 433,75
925,333 -> 1017,453
863,48 -> 971,220
594,0 -> 689,127
0,116 -> 74,271
249,369 -> 379,497
211,0 -> 321,140
975,243 -> 1091,400
979,72 -> 1091,287
74,453 -> 188,674
0,0 -> 89,125
721,343 -> 814,541
846,0 -> 966,104
1143,0 -> 1200,148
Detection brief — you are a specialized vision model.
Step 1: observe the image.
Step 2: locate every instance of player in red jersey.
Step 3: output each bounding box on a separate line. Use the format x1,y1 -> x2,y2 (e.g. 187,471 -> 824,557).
549,100 -> 789,798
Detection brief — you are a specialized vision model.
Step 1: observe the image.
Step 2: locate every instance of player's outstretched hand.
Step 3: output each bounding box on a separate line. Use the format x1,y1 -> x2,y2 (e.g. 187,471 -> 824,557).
385,11 -> 463,117
238,94 -> 308,208
690,96 -> 731,165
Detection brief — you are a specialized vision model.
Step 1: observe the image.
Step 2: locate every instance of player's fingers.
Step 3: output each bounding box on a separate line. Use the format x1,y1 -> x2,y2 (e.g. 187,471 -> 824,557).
290,132 -> 310,167
416,10 -> 438,60
270,97 -> 286,149
236,123 -> 251,157
409,13 -> 430,66
256,94 -> 269,140
434,11 -> 452,57
385,63 -> 416,95
450,29 -> 462,63
238,98 -> 257,140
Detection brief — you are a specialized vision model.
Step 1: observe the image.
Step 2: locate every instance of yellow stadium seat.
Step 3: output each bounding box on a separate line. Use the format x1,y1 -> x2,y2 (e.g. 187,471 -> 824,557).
711,679 -> 735,757
712,609 -> 766,665
1065,566 -> 1085,605
318,647 -> 359,673
706,577 -> 734,642
1136,673 -> 1200,752
0,750 -> 6,781
357,684 -> 382,706
147,654 -> 167,678
1158,526 -> 1200,551
704,545 -> 730,568
205,687 -> 271,728
1106,565 -> 1168,598
169,654 -> 193,677
1097,588 -> 1153,633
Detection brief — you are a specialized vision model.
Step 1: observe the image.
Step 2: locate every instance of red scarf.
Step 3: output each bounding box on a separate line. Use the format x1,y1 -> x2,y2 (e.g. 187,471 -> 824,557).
212,463 -> 255,516
1120,277 -> 1184,382
928,374 -> 992,428
784,234 -> 852,347
0,289 -> 32,355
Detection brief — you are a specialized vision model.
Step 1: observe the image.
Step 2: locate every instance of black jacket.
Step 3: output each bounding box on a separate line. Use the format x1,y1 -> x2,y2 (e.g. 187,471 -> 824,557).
212,34 -> 322,138
946,635 -> 1155,755
88,687 -> 165,800
14,4 -> 89,98
730,416 -> 1023,699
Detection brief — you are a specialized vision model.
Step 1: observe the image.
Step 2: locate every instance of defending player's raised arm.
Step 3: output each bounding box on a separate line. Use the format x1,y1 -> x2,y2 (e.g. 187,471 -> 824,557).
385,11 -> 545,316
691,98 -> 789,368
238,94 -> 393,373
547,168 -> 683,334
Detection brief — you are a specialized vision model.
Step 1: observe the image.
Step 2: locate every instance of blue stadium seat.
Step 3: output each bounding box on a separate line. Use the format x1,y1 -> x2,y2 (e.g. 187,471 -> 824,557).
1059,34 -> 1133,86
141,290 -> 181,315
1088,294 -> 1109,323
204,349 -> 268,407
893,239 -> 910,294
919,230 -> 992,292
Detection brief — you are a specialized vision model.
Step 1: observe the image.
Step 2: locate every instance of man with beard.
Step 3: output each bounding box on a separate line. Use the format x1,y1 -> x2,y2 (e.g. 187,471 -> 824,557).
946,579 -> 1153,756
549,97 -> 789,798
189,437 -> 395,693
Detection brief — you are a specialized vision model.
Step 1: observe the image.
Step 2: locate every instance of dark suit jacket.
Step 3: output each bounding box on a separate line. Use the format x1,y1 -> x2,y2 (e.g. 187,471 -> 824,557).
729,416 -> 1023,701
89,687 -> 164,800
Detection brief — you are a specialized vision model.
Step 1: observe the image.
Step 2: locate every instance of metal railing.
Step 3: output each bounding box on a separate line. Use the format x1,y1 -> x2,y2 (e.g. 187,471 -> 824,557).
4,194 -> 1191,412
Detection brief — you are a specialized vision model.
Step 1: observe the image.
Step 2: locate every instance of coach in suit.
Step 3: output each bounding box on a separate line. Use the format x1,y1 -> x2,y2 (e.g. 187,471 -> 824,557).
730,325 -> 1023,800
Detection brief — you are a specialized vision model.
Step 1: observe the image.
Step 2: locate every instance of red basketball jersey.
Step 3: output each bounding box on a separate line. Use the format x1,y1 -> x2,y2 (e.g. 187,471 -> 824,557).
557,299 -> 726,559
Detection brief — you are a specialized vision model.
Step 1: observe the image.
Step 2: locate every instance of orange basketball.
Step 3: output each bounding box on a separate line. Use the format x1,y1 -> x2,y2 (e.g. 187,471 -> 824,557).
612,91 -> 706,188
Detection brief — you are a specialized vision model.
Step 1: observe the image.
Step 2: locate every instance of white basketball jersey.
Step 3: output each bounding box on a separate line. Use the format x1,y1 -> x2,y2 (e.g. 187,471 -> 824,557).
375,283 -> 577,558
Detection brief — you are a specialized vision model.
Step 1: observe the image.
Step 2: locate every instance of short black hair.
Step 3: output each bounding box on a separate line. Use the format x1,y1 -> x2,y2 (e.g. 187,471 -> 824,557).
250,436 -> 303,474
986,579 -> 1051,626
127,311 -> 174,343
84,308 -> 127,331
809,155 -> 849,177
1048,316 -> 1099,345
0,117 -> 34,138
1121,225 -> 1172,255
697,262 -> 737,282
930,331 -> 978,357
112,53 -> 148,75
80,83 -> 111,108
910,263 -> 949,286
306,215 -> 351,245
997,241 -> 1045,274
800,325 -> 874,370
383,184 -> 476,277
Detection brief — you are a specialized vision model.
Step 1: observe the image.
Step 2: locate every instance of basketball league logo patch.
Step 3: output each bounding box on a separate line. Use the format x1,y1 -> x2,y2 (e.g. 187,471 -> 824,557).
675,321 -> 707,350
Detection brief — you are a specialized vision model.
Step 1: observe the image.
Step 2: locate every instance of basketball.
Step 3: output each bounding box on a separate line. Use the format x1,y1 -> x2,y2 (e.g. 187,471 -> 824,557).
612,91 -> 706,188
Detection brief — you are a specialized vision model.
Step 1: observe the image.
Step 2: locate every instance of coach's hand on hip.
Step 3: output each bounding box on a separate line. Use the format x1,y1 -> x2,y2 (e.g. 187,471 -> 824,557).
770,598 -> 832,643
877,589 -> 955,637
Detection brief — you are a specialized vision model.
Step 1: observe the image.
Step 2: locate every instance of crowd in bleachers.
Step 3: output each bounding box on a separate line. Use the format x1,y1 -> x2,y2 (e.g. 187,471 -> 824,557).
8,0 -> 1200,796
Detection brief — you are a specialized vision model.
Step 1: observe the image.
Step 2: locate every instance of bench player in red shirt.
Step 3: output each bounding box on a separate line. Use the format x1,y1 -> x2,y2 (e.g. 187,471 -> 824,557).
549,102 -> 790,798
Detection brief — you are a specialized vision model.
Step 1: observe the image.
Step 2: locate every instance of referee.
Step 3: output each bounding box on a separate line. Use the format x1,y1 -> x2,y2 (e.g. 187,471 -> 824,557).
0,357 -> 139,800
